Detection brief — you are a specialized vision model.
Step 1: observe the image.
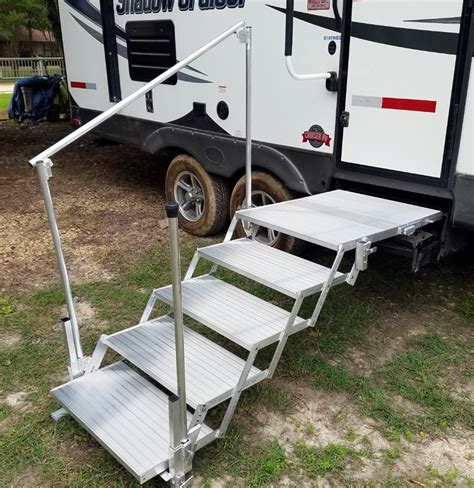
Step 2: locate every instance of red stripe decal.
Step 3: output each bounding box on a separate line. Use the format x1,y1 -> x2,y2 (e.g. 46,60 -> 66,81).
381,97 -> 437,113
70,81 -> 87,89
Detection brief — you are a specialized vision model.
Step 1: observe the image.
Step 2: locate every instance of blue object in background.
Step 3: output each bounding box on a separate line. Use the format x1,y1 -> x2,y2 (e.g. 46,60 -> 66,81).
8,75 -> 63,122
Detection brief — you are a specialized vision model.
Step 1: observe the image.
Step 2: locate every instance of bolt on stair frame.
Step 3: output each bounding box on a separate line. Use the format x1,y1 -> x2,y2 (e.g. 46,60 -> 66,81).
29,21 -> 253,379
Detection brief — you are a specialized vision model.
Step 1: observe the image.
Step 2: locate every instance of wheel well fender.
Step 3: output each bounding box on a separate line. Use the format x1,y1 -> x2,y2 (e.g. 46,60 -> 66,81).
142,126 -> 311,195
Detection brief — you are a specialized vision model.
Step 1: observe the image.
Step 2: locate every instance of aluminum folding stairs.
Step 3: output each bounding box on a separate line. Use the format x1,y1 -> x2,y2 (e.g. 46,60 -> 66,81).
50,190 -> 442,485
26,19 -> 443,486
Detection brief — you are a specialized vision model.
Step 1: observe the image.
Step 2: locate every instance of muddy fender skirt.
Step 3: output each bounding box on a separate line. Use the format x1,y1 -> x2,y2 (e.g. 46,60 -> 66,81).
165,154 -> 229,236
229,171 -> 304,254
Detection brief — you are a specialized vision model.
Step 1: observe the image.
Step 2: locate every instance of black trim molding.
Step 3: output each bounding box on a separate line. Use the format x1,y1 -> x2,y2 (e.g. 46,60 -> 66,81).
100,0 -> 122,102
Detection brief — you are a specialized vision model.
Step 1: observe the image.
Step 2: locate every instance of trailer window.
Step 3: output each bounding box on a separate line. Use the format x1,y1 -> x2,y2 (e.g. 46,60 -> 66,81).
126,20 -> 177,85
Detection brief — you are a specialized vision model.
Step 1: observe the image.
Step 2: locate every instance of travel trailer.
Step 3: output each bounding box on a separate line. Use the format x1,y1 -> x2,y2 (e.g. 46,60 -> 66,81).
60,0 -> 473,261
28,0 -> 472,486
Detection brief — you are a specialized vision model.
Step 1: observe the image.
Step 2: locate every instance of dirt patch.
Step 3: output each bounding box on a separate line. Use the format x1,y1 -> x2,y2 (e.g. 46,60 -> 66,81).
2,391 -> 34,413
0,121 -> 180,293
396,431 -> 474,480
0,331 -> 22,349
338,310 -> 428,377
254,383 -> 389,453
60,298 -> 106,331
9,466 -> 45,488
55,439 -> 103,466
244,381 -> 474,485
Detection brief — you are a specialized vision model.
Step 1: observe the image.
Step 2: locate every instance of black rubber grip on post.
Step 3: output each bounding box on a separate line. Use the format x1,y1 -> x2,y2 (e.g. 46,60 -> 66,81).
165,202 -> 180,218
285,0 -> 294,56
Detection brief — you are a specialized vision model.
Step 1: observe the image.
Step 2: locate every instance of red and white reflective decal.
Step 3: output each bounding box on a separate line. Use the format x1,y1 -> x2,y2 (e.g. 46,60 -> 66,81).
352,95 -> 436,113
70,81 -> 97,90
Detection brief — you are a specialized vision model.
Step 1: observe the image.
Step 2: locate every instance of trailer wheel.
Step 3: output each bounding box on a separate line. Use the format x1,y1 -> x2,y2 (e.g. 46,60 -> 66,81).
165,154 -> 229,236
229,171 -> 302,253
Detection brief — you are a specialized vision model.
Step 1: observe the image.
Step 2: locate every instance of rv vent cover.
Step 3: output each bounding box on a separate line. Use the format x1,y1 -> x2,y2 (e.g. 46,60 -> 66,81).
126,20 -> 177,85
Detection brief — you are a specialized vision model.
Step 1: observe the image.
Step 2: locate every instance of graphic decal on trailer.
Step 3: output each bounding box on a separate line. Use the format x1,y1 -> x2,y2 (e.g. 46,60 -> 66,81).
352,95 -> 437,113
116,0 -> 246,14
302,125 -> 331,147
70,81 -> 97,90
65,0 -> 211,83
267,5 -> 466,56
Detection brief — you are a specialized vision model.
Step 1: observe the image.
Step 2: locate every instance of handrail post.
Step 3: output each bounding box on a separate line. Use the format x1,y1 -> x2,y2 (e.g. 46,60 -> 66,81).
166,202 -> 190,485
166,202 -> 188,439
244,26 -> 253,209
36,159 -> 83,363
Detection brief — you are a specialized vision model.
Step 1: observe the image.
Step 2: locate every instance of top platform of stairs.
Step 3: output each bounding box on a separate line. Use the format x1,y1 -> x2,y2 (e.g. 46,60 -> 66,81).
236,190 -> 443,251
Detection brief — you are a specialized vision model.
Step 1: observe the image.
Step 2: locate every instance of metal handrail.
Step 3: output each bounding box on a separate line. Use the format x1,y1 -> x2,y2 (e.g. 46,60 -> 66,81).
29,20 -> 245,166
32,21 -> 252,481
31,19 -> 251,371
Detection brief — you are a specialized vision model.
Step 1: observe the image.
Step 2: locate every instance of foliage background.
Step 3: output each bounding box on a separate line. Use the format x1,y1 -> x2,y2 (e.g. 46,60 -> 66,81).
0,0 -> 61,56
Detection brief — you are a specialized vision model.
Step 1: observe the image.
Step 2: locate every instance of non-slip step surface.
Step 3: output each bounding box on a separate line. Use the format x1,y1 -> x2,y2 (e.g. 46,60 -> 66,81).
105,316 -> 264,409
236,190 -> 442,251
155,275 -> 308,350
51,362 -> 212,484
198,238 -> 345,298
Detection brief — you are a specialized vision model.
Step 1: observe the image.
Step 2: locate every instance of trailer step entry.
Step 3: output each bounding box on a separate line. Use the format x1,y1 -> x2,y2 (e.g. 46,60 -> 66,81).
48,190 -> 442,485
28,23 -> 443,486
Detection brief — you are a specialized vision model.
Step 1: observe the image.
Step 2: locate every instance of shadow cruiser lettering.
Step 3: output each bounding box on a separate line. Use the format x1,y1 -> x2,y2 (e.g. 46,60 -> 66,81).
116,0 -> 245,14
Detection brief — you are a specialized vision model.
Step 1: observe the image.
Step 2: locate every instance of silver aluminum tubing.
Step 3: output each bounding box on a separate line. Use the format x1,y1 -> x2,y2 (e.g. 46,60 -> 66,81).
166,203 -> 188,443
244,26 -> 253,209
29,20 -> 246,167
36,161 -> 83,359
309,245 -> 345,327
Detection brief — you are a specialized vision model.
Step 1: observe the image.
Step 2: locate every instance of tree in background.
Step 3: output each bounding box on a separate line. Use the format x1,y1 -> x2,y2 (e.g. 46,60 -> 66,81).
0,0 -> 50,56
42,0 -> 63,53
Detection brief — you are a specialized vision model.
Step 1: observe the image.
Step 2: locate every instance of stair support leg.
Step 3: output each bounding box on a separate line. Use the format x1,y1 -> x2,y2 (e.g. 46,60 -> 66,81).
217,345 -> 259,437
187,404 -> 208,449
84,335 -> 108,374
140,291 -> 159,323
209,217 -> 239,275
36,160 -> 84,364
267,294 -> 305,378
169,396 -> 192,487
51,407 -> 68,422
309,245 -> 345,327
61,318 -> 82,378
184,253 -> 200,281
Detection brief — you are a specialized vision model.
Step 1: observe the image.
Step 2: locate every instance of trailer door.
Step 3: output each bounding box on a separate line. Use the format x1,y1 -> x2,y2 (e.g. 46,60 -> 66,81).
340,1 -> 464,180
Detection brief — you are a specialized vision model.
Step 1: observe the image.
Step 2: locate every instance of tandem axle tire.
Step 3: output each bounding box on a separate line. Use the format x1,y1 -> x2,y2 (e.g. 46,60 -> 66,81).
165,154 -> 229,236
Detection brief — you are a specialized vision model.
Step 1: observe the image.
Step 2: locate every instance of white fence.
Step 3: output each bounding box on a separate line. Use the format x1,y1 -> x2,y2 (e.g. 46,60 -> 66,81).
0,57 -> 66,80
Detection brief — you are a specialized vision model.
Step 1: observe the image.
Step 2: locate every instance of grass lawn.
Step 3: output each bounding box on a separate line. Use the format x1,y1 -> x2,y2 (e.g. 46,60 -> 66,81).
1,240 -> 473,487
0,93 -> 12,111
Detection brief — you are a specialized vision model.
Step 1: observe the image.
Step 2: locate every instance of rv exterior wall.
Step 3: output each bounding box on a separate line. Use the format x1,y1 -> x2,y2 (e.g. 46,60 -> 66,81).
456,67 -> 473,176
58,0 -> 340,157
58,0 -> 472,229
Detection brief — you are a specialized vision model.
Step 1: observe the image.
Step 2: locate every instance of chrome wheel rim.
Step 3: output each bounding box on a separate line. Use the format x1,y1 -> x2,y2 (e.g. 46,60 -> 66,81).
244,190 -> 279,246
174,171 -> 205,222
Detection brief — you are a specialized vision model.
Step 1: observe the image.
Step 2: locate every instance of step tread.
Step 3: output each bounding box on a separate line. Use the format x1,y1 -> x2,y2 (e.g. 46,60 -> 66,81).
198,238 -> 345,298
51,362 -> 212,484
104,316 -> 264,409
236,190 -> 442,251
155,275 -> 307,350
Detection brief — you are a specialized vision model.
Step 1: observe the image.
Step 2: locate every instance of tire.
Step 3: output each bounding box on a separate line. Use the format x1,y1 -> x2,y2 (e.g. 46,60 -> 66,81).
229,171 -> 304,254
165,154 -> 229,236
